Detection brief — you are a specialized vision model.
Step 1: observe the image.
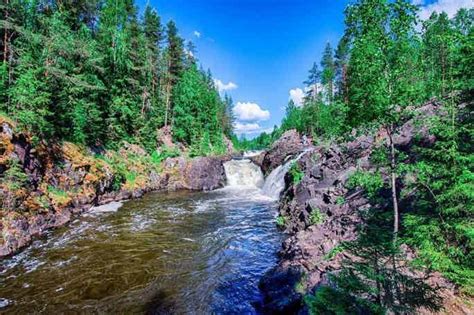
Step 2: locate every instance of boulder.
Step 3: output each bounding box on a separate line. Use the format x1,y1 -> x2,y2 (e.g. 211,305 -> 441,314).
162,156 -> 227,191
185,156 -> 226,191
261,130 -> 304,174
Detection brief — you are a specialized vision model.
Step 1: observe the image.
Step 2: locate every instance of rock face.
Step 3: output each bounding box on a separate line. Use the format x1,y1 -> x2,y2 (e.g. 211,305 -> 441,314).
0,121 -> 228,257
259,101 -> 470,314
261,130 -> 305,175
161,156 -> 227,191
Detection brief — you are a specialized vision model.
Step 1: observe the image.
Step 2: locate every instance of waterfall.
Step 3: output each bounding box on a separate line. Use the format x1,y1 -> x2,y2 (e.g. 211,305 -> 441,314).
223,159 -> 265,188
261,151 -> 308,200
223,150 -> 308,199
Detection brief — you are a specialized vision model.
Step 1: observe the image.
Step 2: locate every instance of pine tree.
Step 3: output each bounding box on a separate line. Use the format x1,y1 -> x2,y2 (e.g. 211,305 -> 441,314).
303,62 -> 321,102
422,12 -> 455,98
164,20 -> 184,126
321,42 -> 335,103
335,33 -> 351,103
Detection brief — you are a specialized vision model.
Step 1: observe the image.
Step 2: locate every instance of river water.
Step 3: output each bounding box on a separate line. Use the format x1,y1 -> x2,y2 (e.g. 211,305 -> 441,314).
0,159 -> 286,314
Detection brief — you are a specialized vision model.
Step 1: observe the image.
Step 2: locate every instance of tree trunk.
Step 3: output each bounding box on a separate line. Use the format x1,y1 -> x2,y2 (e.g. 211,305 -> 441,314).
164,80 -> 171,126
342,64 -> 348,104
3,0 -> 9,64
387,125 -> 399,241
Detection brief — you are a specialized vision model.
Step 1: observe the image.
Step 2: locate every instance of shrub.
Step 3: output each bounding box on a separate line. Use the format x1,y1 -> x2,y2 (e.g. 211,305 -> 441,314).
289,162 -> 304,185
309,208 -> 325,225
276,215 -> 286,227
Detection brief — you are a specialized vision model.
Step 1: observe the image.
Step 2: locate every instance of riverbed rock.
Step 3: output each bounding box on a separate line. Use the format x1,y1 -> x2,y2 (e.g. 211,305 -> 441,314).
163,156 -> 227,191
261,130 -> 304,175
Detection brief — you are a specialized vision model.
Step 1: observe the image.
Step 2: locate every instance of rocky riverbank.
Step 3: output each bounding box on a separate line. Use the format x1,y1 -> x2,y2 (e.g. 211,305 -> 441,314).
258,101 -> 473,314
0,118 -> 229,257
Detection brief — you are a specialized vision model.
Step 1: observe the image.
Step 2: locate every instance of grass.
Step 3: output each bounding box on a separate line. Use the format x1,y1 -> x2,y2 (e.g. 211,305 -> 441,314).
47,185 -> 71,206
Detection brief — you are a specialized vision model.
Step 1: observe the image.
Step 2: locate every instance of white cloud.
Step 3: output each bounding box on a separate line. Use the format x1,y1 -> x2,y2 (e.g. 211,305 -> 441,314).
234,122 -> 261,134
214,79 -> 238,92
233,102 -> 270,122
289,88 -> 305,107
415,0 -> 473,20
193,30 -> 201,38
233,122 -> 273,136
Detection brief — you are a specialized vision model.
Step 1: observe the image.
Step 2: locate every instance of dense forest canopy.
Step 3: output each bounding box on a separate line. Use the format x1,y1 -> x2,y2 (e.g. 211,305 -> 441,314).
0,0 -> 235,155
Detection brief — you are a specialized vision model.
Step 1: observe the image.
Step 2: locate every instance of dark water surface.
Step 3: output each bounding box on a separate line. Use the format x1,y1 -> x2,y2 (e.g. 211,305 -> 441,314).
0,188 -> 282,314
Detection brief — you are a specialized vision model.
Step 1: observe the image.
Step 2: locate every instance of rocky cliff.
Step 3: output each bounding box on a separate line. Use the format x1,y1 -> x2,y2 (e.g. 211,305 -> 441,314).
258,101 -> 472,314
0,119 -> 228,257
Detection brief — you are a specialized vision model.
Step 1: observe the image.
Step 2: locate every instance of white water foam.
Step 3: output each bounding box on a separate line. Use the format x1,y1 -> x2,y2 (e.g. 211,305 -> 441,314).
223,151 -> 308,201
89,201 -> 123,214
261,151 -> 308,200
223,159 -> 264,188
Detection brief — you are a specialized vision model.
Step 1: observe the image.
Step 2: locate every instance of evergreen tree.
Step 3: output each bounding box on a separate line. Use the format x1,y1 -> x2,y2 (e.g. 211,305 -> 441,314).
303,62 -> 321,102
335,33 -> 351,103
164,20 -> 184,126
320,42 -> 335,103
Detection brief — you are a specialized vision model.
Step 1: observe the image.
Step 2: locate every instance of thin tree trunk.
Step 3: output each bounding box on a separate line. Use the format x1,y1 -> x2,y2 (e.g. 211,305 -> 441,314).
343,64 -> 348,104
387,124 -> 399,241
386,124 -> 402,308
3,0 -> 9,64
164,80 -> 171,126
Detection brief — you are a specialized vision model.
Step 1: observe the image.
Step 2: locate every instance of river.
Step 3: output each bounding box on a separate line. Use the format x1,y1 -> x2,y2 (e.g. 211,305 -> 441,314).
0,159 -> 286,314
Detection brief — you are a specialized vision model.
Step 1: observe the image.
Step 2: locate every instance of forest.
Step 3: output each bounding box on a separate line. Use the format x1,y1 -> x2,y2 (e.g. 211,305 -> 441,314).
0,0 -> 235,156
0,0 -> 472,314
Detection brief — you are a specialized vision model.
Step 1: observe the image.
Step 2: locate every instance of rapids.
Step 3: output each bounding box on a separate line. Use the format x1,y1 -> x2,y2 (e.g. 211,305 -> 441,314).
0,156 -> 302,314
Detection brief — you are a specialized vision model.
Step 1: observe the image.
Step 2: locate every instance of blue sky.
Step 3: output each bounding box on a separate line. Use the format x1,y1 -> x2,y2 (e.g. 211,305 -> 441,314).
136,0 -> 472,137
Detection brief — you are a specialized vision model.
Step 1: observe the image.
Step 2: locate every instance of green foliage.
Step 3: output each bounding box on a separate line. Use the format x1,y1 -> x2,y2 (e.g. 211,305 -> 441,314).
2,159 -> 29,191
308,207 -> 442,314
347,171 -> 384,200
401,98 -> 474,292
151,147 -> 180,164
289,162 -> 304,185
276,215 -> 286,227
305,286 -> 381,315
1,0 -> 232,155
309,208 -> 325,225
335,196 -> 345,205
324,244 -> 345,261
173,65 -> 229,155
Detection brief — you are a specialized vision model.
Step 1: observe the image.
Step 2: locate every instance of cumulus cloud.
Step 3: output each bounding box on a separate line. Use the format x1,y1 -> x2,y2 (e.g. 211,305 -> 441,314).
193,30 -> 201,38
289,88 -> 305,107
415,0 -> 473,20
233,122 -> 273,135
233,102 -> 270,122
233,122 -> 261,134
213,79 -> 238,92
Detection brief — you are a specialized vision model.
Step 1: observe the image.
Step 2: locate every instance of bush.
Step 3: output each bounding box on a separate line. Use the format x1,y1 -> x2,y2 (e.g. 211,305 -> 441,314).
289,162 -> 304,184
309,208 -> 325,225
276,215 -> 286,227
